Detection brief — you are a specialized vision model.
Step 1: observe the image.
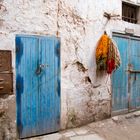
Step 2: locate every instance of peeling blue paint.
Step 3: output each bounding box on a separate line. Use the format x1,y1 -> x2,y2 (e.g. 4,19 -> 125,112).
16,35 -> 61,138
112,34 -> 140,114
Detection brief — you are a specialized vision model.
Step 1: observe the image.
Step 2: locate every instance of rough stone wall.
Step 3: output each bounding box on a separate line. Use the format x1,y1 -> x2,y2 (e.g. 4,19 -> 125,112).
0,0 -> 140,138
0,95 -> 16,140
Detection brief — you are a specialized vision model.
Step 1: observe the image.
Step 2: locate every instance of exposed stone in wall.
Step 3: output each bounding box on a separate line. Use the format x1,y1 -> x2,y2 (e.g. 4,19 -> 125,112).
0,95 -> 16,140
73,61 -> 88,73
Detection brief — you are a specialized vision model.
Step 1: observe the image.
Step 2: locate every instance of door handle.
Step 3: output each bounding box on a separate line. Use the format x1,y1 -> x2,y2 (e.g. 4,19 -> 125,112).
35,64 -> 48,75
35,65 -> 43,75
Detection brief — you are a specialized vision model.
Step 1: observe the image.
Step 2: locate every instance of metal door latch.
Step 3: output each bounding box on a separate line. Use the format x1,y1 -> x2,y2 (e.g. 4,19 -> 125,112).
126,69 -> 140,73
126,69 -> 140,81
35,64 -> 48,75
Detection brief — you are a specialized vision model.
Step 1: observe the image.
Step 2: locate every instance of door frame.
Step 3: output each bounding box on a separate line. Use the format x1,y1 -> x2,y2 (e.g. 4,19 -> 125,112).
111,32 -> 140,116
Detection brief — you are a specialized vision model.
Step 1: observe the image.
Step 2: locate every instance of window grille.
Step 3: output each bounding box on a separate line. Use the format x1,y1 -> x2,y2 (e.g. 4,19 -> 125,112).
122,2 -> 138,24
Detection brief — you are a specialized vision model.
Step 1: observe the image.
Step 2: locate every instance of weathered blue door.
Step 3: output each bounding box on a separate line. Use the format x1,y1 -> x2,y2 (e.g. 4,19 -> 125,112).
129,38 -> 140,110
112,34 -> 129,115
16,35 -> 60,138
112,33 -> 140,115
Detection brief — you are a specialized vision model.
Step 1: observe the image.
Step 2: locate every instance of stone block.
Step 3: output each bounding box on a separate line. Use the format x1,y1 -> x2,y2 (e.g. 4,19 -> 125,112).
70,134 -> 105,140
133,111 -> 140,117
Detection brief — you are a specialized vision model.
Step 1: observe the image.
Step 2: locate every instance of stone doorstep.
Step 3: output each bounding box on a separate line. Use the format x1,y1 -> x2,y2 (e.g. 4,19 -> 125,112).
112,110 -> 140,122
61,131 -> 76,137
124,110 -> 140,118
133,111 -> 140,117
73,128 -> 89,135
69,134 -> 105,140
27,133 -> 62,140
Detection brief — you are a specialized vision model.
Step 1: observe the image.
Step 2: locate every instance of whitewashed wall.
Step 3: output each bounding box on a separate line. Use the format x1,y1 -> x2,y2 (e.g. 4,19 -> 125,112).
0,0 -> 140,132
60,0 -> 140,129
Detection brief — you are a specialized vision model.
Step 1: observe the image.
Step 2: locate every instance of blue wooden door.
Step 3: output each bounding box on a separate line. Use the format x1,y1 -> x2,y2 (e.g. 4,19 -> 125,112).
129,37 -> 140,110
112,34 -> 129,114
16,35 -> 60,138
112,33 -> 140,115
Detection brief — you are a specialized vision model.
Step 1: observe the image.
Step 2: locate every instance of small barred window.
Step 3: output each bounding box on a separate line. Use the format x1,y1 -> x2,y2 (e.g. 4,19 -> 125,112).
122,2 -> 138,24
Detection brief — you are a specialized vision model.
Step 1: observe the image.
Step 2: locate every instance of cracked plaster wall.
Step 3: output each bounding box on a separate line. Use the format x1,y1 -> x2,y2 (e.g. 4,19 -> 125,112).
0,0 -> 140,137
60,0 -> 140,129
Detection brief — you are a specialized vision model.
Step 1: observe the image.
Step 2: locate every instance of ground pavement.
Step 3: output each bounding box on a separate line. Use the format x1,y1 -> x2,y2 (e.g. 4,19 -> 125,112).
26,111 -> 140,140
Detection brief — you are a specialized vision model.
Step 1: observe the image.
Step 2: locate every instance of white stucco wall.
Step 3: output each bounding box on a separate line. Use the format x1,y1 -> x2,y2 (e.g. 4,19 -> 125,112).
60,0 -> 140,129
0,0 -> 140,132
